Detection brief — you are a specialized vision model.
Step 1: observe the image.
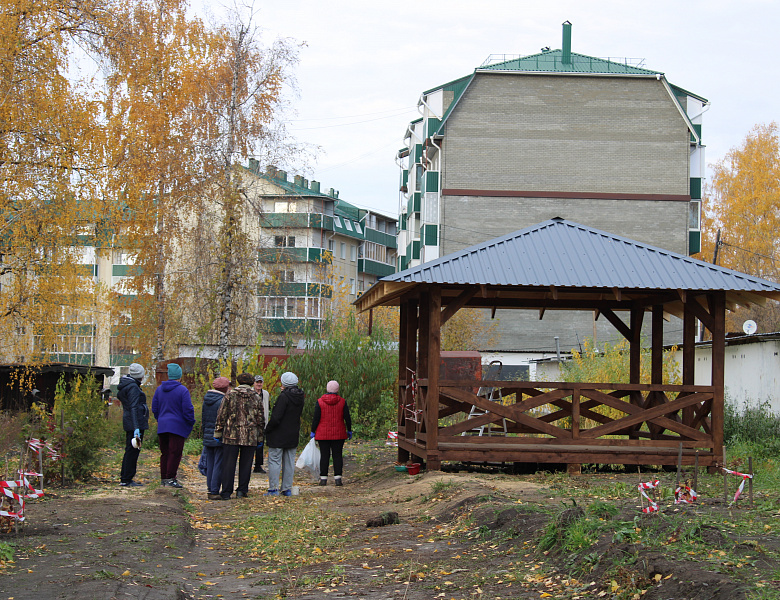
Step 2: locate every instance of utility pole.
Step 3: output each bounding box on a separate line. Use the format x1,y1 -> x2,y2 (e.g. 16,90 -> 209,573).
712,228 -> 721,265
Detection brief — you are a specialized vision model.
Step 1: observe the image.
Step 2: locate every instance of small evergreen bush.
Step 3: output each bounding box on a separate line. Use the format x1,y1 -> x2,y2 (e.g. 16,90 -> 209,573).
53,374 -> 114,481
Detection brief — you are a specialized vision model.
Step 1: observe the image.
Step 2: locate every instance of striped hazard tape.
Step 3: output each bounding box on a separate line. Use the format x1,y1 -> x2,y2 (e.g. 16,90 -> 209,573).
0,477 -> 43,521
674,485 -> 698,504
723,468 -> 753,503
638,479 -> 660,513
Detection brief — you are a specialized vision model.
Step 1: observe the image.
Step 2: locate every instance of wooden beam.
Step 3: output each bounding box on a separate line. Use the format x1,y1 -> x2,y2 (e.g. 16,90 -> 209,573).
539,307 -> 545,320
687,296 -> 716,332
426,287 -> 442,468
612,287 -> 622,301
440,288 -> 476,325
601,307 -> 632,341
710,292 -> 725,465
549,285 -> 558,300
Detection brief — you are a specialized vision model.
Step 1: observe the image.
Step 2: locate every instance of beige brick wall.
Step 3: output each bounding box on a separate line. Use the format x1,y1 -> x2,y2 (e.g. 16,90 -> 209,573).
442,73 -> 689,196
435,72 -> 691,351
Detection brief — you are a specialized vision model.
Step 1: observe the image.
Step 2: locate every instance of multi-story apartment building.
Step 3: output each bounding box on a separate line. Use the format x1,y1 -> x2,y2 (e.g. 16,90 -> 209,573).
249,161 -> 397,346
397,22 -> 707,353
15,162 -> 397,380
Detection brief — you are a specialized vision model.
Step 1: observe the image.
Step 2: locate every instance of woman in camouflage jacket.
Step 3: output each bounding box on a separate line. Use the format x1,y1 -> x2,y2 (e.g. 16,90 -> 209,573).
213,372 -> 265,500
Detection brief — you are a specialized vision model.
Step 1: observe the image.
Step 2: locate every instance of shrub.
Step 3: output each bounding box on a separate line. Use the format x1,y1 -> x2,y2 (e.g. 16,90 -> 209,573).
724,398 -> 780,458
53,374 -> 114,481
286,314 -> 398,442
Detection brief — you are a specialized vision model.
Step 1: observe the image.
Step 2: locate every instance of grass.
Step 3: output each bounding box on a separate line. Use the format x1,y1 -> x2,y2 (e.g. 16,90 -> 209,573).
229,496 -> 353,566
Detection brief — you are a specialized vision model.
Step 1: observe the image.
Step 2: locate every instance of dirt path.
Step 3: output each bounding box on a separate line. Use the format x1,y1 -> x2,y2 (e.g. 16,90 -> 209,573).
1,444 -> 773,599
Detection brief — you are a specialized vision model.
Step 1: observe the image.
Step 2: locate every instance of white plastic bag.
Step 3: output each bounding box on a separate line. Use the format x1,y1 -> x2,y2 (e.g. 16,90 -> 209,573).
296,438 -> 320,476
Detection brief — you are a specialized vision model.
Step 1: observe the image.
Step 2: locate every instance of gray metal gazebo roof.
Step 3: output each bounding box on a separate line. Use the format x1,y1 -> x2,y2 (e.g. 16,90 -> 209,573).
355,218 -> 780,317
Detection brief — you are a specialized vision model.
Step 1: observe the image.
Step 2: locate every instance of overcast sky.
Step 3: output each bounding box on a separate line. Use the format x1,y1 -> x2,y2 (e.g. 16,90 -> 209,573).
211,0 -> 779,217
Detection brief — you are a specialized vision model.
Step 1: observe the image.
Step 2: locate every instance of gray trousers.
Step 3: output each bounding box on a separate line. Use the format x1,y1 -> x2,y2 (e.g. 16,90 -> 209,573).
267,447 -> 296,493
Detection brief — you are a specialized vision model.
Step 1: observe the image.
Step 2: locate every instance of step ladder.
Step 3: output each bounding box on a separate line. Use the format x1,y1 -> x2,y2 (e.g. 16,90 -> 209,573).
462,360 -> 507,436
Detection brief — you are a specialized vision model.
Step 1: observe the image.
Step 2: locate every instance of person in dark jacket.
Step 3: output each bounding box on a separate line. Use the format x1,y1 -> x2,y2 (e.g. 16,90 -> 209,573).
152,362 -> 195,488
213,373 -> 264,500
264,371 -> 305,497
202,377 -> 230,500
311,380 -> 352,487
117,363 -> 149,487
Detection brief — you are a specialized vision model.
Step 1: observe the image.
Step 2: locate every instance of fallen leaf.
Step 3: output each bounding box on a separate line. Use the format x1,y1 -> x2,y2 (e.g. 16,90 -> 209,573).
122,570 -> 130,577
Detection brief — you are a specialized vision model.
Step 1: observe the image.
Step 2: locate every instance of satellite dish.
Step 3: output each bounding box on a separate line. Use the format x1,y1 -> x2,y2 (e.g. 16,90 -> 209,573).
743,320 -> 757,335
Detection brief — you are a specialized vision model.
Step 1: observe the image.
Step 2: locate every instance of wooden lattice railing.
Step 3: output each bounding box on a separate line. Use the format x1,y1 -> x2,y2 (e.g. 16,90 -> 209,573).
398,379 -> 719,466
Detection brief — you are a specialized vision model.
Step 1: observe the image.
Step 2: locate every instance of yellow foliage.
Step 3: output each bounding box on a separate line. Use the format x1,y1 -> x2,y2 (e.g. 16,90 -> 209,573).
702,122 -> 780,332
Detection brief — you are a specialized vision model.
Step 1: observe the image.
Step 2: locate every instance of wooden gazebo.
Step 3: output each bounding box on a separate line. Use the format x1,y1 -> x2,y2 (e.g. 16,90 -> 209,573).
354,219 -> 780,470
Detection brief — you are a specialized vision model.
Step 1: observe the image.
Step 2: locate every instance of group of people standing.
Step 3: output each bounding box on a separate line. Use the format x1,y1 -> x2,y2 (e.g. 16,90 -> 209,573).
118,362 -> 352,499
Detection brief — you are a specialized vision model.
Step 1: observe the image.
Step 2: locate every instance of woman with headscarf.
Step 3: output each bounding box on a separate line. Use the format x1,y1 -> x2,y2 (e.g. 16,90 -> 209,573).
151,362 -> 195,488
310,380 -> 352,486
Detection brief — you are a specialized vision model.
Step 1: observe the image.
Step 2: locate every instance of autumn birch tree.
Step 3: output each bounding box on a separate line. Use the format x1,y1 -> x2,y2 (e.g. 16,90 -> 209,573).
702,122 -> 780,331
0,0 -> 113,362
102,0 -> 219,364
203,10 -> 299,360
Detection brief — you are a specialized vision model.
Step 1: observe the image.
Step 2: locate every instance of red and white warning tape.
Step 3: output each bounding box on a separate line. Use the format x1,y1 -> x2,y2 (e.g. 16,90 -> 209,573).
0,477 -> 43,521
723,467 -> 753,503
638,479 -> 660,513
386,431 -> 398,447
674,485 -> 698,504
27,438 -> 60,461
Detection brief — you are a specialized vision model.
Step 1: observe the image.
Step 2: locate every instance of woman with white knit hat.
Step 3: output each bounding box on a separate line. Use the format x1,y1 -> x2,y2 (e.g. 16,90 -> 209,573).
264,372 -> 305,496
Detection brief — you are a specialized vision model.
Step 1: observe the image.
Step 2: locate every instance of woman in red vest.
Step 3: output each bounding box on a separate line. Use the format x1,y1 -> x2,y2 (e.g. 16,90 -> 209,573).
310,380 -> 352,486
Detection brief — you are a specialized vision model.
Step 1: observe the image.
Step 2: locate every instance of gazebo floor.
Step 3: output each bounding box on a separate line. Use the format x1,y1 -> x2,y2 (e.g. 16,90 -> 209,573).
399,439 -> 715,467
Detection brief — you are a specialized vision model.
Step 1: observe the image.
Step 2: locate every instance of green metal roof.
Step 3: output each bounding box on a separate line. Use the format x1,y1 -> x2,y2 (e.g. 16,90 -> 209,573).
480,49 -> 661,75
421,51 -> 707,139
242,165 -> 333,199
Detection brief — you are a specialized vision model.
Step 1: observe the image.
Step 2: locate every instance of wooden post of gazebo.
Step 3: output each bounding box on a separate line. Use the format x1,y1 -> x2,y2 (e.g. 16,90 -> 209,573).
710,292 -> 726,469
426,287 -> 442,470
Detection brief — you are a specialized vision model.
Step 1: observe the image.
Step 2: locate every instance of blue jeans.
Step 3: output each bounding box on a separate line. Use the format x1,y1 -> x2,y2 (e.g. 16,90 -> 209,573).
204,445 -> 223,495
267,447 -> 296,493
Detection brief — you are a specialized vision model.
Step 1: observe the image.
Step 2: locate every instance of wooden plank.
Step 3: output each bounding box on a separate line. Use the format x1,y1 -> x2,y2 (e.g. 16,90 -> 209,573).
436,380 -> 712,393
436,436 -> 714,449
439,412 -> 499,436
436,448 -> 715,467
686,295 -> 715,331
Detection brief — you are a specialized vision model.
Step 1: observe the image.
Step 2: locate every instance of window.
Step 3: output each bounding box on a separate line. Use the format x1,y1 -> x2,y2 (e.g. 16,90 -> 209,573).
307,297 -> 320,318
349,278 -> 356,295
271,297 -> 286,318
328,239 -> 335,251
274,235 -> 295,247
113,251 -> 134,265
333,216 -> 342,228
354,222 -> 362,234
689,200 -> 701,229
274,201 -> 296,213
271,270 -> 294,282
340,242 -> 346,259
350,244 -> 356,261
344,220 -> 353,232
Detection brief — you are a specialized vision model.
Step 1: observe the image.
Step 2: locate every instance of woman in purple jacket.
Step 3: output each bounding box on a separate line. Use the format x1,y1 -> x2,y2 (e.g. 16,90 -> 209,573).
152,363 -> 195,488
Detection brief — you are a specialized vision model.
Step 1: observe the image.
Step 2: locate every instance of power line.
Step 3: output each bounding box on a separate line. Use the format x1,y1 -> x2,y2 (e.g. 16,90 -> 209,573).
287,106 -> 417,123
